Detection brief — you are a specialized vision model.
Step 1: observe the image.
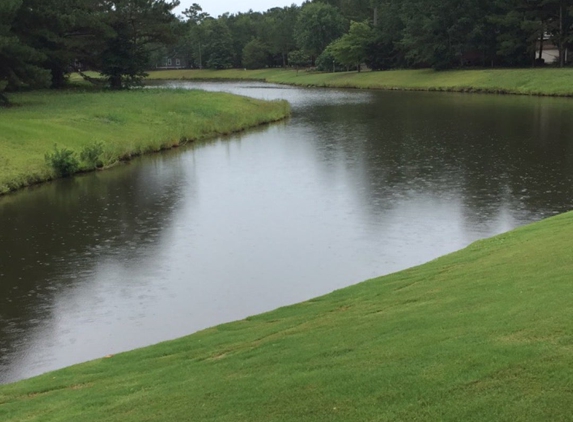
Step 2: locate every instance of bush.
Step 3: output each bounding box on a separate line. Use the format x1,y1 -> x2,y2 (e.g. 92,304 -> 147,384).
44,145 -> 80,177
80,141 -> 105,169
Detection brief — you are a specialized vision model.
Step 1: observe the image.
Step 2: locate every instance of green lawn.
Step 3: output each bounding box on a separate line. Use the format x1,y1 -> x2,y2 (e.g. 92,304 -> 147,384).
148,67 -> 573,96
1,210 -> 573,421
0,89 -> 290,194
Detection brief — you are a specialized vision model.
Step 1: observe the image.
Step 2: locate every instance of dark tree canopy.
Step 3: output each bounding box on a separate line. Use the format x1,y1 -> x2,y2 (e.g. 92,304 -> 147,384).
203,19 -> 234,69
329,21 -> 373,71
0,0 -> 50,101
95,0 -> 180,89
242,38 -> 271,69
294,2 -> 347,60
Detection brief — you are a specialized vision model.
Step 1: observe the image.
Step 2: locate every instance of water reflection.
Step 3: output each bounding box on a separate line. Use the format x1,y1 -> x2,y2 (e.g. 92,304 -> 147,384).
1,82 -> 573,383
0,156 -> 191,381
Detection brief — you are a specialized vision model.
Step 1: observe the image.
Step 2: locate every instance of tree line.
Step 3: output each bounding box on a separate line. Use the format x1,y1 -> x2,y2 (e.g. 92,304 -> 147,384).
0,0 -> 180,102
2,0 -> 573,102
176,0 -> 573,72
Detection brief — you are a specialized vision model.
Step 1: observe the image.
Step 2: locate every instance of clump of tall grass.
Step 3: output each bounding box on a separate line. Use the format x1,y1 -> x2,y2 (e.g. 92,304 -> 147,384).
44,145 -> 80,177
80,141 -> 105,169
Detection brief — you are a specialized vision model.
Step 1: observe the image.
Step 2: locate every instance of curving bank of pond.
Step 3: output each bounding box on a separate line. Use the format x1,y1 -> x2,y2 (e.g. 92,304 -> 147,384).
1,81 -> 573,388
2,208 -> 572,421
147,68 -> 573,97
0,89 -> 290,195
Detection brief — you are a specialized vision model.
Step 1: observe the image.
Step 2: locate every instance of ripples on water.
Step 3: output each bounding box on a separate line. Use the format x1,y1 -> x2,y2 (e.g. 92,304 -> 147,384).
1,81 -> 573,383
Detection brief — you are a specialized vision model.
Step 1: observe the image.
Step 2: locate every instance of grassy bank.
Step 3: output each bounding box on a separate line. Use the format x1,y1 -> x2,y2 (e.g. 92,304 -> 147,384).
0,89 -> 290,195
2,211 -> 573,421
148,68 -> 573,97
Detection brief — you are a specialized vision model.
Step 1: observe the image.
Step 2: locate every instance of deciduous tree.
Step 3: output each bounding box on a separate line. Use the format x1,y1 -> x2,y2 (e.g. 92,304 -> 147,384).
329,21 -> 373,71
242,38 -> 270,69
294,2 -> 346,62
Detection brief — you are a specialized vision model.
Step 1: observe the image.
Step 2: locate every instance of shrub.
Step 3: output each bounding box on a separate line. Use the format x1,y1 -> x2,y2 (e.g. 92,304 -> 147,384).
44,145 -> 80,177
80,141 -> 105,169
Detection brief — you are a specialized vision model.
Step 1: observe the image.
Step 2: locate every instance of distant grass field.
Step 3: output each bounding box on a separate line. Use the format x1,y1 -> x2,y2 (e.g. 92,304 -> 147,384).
148,67 -> 573,96
1,210 -> 573,421
0,89 -> 290,194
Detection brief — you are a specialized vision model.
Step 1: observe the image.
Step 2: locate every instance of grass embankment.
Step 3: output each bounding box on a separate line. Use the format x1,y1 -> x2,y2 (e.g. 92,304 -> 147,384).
2,211 -> 573,421
0,89 -> 290,195
148,67 -> 573,96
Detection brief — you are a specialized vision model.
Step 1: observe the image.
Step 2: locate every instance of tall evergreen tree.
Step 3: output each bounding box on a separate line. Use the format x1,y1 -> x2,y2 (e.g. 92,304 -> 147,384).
12,0 -> 89,88
93,0 -> 180,89
0,0 -> 49,104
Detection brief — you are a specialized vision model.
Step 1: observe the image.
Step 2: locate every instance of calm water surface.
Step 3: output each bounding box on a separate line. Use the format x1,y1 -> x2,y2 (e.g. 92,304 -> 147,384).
1,82 -> 573,383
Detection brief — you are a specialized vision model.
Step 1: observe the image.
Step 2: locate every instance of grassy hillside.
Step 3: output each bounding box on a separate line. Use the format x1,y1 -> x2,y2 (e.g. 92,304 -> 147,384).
0,89 -> 290,195
1,210 -> 572,421
147,68 -> 573,97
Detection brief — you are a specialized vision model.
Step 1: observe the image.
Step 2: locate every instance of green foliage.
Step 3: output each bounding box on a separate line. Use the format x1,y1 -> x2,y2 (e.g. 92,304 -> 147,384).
4,0 -> 573,95
0,0 -> 50,94
44,145 -> 80,177
203,19 -> 234,70
365,1 -> 406,70
399,0 -> 483,69
287,50 -> 311,70
223,12 -> 268,68
490,4 -> 539,67
318,0 -> 375,22
97,0 -> 179,89
80,141 -> 105,169
328,21 -> 373,70
315,45 -> 344,72
181,3 -> 210,69
242,39 -> 270,69
11,0 -> 87,88
266,6 -> 299,67
294,2 -> 346,59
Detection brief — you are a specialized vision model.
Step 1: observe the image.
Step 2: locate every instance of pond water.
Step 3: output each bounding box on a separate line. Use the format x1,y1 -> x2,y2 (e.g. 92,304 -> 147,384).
1,81 -> 573,384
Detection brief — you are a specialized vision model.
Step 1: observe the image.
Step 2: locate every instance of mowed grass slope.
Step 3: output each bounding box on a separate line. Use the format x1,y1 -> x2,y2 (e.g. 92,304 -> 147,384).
0,89 -> 290,194
1,211 -> 573,421
148,67 -> 573,96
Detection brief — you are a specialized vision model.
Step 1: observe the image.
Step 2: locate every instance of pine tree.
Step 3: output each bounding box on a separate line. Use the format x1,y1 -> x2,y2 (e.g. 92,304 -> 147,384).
0,0 -> 50,104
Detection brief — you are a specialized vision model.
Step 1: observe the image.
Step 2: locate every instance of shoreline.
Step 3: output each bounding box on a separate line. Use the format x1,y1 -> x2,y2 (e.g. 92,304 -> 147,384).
0,89 -> 290,197
3,73 -> 573,420
147,68 -> 573,98
1,210 -> 572,420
